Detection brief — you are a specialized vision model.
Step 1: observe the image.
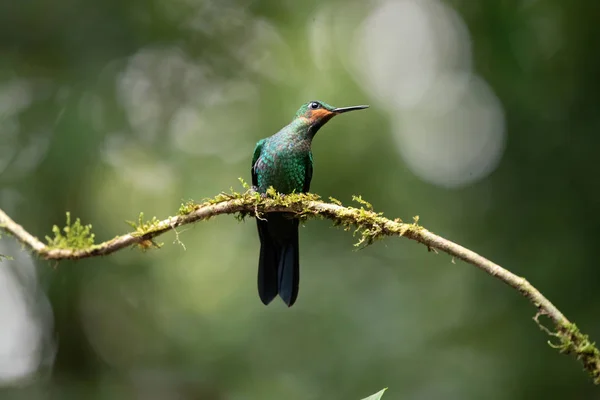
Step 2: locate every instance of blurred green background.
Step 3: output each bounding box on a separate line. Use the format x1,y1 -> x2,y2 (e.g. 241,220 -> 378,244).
1,0 -> 599,398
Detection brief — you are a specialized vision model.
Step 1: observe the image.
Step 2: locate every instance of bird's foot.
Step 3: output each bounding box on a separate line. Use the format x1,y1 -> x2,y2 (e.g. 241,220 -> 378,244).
250,186 -> 269,199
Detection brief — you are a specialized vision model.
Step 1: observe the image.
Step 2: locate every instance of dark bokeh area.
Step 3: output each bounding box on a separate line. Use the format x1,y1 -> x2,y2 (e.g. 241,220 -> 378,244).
1,0 -> 599,398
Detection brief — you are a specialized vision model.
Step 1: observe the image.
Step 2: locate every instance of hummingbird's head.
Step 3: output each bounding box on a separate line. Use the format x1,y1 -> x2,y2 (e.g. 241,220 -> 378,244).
295,100 -> 369,135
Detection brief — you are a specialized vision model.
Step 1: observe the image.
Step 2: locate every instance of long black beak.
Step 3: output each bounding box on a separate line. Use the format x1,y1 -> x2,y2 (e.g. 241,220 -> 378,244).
333,105 -> 369,114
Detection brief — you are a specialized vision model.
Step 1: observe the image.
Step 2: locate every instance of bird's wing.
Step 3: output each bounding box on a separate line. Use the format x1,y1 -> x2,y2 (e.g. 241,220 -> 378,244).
251,139 -> 265,187
303,151 -> 313,193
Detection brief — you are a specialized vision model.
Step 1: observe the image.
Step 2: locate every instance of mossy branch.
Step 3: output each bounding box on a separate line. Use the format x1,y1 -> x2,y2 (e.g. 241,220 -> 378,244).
0,188 -> 599,383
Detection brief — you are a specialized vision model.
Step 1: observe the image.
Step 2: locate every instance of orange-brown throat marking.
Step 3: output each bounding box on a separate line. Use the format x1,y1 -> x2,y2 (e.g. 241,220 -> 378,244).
307,108 -> 334,123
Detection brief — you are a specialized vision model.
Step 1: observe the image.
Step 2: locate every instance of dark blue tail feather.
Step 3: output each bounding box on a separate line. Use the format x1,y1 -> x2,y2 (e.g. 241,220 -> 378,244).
257,216 -> 300,306
277,229 -> 299,306
257,221 -> 278,305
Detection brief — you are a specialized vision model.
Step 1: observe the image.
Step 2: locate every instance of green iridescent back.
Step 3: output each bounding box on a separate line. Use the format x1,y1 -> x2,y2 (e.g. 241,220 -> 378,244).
252,119 -> 314,194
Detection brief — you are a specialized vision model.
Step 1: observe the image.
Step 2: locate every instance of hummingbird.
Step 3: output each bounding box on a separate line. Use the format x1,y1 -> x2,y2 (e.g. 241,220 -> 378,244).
251,100 -> 369,306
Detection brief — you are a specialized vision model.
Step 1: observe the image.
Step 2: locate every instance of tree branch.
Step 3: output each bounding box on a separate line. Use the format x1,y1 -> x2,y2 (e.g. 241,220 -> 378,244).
1,189 -> 599,383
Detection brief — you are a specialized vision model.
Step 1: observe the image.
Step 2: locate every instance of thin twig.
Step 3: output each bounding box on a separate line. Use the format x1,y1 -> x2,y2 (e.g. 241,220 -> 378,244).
0,208 -> 46,252
0,190 -> 598,383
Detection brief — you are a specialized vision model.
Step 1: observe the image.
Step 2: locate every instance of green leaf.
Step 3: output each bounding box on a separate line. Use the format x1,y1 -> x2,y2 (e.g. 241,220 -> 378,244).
360,388 -> 387,400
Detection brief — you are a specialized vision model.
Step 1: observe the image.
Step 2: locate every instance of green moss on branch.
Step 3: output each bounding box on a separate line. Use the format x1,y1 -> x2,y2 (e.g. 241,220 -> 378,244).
45,212 -> 95,250
555,323 -> 600,384
0,185 -> 598,384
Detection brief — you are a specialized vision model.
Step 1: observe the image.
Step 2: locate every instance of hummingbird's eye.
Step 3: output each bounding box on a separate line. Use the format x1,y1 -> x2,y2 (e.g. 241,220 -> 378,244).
309,102 -> 320,109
